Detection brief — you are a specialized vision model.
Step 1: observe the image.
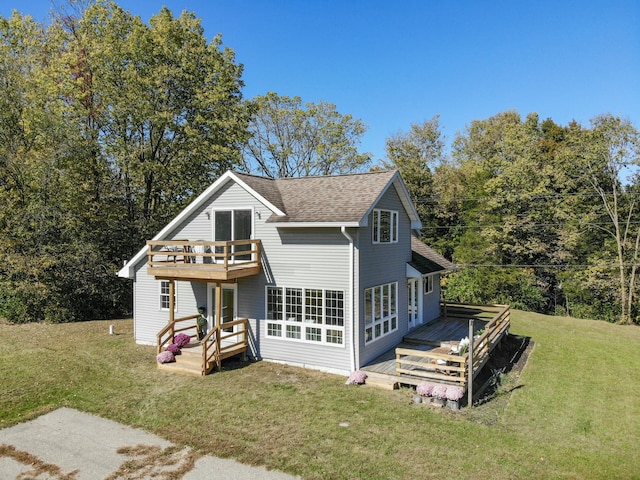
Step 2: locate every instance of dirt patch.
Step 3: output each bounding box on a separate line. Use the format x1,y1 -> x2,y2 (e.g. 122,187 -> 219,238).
0,443 -> 79,479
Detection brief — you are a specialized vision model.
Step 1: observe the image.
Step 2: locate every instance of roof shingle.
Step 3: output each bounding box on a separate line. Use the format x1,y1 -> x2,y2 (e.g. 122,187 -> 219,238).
234,170 -> 398,224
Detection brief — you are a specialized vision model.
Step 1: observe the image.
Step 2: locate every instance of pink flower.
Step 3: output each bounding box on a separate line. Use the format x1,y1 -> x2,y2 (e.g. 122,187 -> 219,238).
173,333 -> 191,347
432,385 -> 448,399
416,382 -> 435,396
166,344 -> 181,355
346,370 -> 368,385
157,351 -> 175,363
446,386 -> 465,400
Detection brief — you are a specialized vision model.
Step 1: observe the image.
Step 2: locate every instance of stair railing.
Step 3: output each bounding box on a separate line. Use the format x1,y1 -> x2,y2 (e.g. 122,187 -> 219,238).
157,313 -> 200,354
201,326 -> 221,376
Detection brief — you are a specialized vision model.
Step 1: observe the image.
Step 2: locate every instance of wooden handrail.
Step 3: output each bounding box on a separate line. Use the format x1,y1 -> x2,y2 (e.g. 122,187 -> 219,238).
156,313 -> 200,354
396,303 -> 511,388
200,318 -> 249,376
147,239 -> 261,268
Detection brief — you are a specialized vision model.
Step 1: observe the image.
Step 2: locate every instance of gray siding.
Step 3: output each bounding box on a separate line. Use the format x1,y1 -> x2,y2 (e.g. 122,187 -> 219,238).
422,273 -> 441,323
132,181 -> 354,373
357,185 -> 412,367
255,224 -> 353,374
132,265 -> 205,345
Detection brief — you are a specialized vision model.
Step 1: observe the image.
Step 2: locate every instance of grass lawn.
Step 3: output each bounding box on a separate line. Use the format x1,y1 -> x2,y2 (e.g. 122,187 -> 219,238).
1,311 -> 639,479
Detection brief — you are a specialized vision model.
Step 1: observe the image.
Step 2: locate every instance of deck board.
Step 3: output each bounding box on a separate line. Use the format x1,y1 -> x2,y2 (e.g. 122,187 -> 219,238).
362,314 -> 492,385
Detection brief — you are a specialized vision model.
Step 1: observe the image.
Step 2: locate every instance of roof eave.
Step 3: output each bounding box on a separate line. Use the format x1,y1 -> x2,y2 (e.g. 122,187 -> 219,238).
268,221 -> 361,228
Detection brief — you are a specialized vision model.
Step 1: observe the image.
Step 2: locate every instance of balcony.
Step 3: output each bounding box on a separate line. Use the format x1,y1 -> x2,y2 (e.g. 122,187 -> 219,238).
146,239 -> 262,281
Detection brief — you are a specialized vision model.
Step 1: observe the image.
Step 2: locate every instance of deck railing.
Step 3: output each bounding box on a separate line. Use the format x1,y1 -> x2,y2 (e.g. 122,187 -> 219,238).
158,316 -> 249,376
201,318 -> 249,376
395,347 -> 467,386
147,239 -> 261,269
395,303 -> 510,387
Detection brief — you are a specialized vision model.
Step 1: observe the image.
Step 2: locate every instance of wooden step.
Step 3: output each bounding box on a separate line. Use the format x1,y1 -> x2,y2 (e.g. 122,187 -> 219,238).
158,342 -> 211,375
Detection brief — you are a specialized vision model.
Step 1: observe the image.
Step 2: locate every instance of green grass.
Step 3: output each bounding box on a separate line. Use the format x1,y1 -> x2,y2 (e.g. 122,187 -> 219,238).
1,312 -> 639,479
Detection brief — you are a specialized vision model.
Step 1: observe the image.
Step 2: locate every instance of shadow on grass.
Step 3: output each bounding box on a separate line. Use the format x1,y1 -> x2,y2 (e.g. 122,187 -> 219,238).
472,334 -> 533,406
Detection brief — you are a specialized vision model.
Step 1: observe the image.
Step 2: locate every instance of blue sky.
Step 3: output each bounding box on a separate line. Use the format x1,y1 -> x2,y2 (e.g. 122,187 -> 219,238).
2,0 -> 639,163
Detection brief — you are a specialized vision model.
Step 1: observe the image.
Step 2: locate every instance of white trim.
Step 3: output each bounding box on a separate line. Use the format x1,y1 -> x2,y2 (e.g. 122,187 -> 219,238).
159,280 -> 177,312
423,274 -> 434,295
364,282 -> 399,344
207,282 -> 237,331
361,171 -> 422,230
267,221 -> 360,228
372,208 -> 399,244
341,226 -> 357,372
265,286 -> 346,347
406,263 -> 423,278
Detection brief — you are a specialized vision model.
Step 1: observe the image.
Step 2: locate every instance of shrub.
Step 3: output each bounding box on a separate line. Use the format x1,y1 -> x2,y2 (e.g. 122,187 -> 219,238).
345,370 -> 367,385
446,386 -> 465,401
416,382 -> 435,396
166,344 -> 181,355
432,385 -> 448,399
173,333 -> 191,347
156,351 -> 175,363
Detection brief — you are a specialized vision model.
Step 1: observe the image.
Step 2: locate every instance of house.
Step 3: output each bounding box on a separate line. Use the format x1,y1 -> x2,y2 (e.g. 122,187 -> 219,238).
118,169 -> 455,376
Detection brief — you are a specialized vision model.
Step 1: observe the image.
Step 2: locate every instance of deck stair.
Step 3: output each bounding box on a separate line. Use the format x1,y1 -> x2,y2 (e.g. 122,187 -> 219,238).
157,342 -> 208,376
157,316 -> 250,376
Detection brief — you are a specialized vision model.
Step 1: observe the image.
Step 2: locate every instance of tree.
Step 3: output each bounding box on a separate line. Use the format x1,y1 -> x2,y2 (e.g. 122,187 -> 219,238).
0,2 -> 250,323
574,114 -> 640,323
242,92 -> 370,178
383,116 -> 443,224
52,2 -> 249,240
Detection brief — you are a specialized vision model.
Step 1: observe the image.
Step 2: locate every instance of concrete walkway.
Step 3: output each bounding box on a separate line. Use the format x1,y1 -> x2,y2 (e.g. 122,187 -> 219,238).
0,408 -> 298,479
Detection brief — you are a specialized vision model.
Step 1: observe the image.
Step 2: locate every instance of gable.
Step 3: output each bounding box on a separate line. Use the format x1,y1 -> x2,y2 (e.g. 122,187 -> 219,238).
118,169 -> 423,278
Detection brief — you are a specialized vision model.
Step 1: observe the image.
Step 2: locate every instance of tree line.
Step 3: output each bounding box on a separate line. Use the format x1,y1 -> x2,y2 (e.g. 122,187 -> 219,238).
1,2 -> 638,324
386,113 -> 640,324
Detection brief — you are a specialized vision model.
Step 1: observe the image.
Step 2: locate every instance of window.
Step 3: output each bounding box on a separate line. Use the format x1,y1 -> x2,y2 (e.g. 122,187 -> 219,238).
364,282 -> 397,343
266,287 -> 345,346
160,280 -> 177,311
213,209 -> 252,261
424,275 -> 434,294
372,209 -> 398,244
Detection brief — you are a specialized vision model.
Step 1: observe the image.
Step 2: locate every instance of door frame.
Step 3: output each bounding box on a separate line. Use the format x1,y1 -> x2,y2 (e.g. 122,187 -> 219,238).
210,207 -> 255,263
407,278 -> 423,330
206,282 -> 238,331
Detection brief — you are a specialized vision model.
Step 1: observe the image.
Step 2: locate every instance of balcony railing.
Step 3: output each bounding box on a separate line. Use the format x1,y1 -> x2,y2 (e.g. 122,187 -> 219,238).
146,239 -> 262,281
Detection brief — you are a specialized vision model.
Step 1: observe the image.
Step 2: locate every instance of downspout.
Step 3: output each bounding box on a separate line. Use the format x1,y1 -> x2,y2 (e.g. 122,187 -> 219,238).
341,226 -> 357,372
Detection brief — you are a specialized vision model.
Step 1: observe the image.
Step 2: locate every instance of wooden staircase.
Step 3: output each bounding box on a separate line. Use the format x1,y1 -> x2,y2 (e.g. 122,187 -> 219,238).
157,316 -> 250,376
158,342 -> 209,376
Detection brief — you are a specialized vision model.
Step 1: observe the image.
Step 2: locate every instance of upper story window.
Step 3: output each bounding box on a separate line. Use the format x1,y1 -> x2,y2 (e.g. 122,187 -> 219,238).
372,209 -> 398,244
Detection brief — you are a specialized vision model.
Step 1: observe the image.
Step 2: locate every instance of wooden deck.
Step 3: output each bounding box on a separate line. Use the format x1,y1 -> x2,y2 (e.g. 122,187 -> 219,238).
361,303 -> 510,390
146,239 -> 262,281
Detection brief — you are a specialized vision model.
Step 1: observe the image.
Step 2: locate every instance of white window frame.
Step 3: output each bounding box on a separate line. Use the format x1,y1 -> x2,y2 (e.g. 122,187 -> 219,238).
364,282 -> 398,344
372,209 -> 398,244
159,280 -> 177,311
424,275 -> 434,295
265,286 -> 345,347
211,207 -> 254,262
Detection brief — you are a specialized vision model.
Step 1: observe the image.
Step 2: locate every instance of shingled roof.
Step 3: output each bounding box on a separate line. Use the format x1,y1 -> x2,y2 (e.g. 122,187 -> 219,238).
234,170 -> 414,225
409,235 -> 456,274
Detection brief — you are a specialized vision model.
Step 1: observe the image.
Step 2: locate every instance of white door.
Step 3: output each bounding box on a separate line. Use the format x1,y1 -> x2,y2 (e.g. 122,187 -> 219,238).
408,279 -> 420,329
207,283 -> 237,343
212,209 -> 252,262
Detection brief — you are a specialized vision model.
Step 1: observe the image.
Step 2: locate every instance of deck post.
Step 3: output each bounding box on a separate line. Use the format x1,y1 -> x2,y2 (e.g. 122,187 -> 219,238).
169,280 -> 176,326
467,319 -> 474,408
214,281 -> 222,329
